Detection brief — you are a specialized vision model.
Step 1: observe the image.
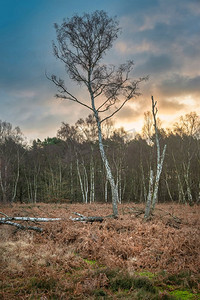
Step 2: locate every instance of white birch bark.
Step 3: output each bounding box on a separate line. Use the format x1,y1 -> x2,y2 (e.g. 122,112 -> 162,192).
70,162 -> 74,201
88,76 -> 118,216
152,144 -> 167,210
105,179 -> 108,203
0,216 -> 61,222
0,214 -> 62,232
90,158 -> 95,203
11,150 -> 20,203
0,159 -> 6,202
151,96 -> 167,211
83,163 -> 88,203
165,174 -> 173,202
144,169 -> 154,218
141,161 -> 147,202
183,161 -> 193,203
144,96 -> 167,217
0,161 -> 9,202
76,158 -> 85,203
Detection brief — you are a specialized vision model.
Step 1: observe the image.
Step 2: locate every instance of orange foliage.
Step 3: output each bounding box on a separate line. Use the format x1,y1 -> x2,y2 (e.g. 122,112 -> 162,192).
0,203 -> 199,298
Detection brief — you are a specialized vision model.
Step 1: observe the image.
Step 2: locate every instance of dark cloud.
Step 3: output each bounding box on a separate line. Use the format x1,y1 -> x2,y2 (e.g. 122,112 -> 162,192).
136,54 -> 175,75
183,44 -> 200,59
158,75 -> 200,98
0,0 -> 199,139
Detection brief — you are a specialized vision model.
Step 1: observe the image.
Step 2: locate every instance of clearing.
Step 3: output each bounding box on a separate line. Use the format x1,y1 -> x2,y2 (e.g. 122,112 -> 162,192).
0,203 -> 199,299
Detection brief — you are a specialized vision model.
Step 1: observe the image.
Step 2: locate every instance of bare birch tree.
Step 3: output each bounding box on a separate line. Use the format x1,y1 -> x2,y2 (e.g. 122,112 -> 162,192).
144,96 -> 167,218
49,10 -> 147,216
173,112 -> 200,204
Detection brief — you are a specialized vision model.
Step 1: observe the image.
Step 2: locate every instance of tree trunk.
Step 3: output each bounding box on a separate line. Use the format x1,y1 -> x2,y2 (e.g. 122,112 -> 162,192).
76,158 -> 86,203
141,161 -> 147,202
97,119 -> 118,216
88,80 -> 118,216
83,162 -> 88,203
144,169 -> 154,218
144,96 -> 167,217
183,161 -> 193,204
11,151 -> 20,203
165,173 -> 173,202
173,153 -> 186,203
70,162 -> 74,201
105,179 -> 108,202
152,144 -> 167,211
90,156 -> 95,203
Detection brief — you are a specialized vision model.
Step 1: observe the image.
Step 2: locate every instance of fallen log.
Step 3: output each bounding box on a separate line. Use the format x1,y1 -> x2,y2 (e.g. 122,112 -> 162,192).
0,220 -> 43,232
0,211 -> 62,232
70,212 -> 104,223
0,216 -> 62,222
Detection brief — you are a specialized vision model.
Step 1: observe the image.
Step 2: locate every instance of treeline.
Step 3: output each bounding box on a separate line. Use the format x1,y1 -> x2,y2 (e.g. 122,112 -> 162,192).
0,112 -> 199,204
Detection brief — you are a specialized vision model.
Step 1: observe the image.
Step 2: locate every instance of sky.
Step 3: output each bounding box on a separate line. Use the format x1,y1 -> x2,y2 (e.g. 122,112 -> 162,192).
0,0 -> 200,142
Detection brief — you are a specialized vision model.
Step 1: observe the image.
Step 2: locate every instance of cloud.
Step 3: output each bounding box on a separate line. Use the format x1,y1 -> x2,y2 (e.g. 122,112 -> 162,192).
158,98 -> 185,114
136,54 -> 175,75
184,0 -> 200,16
158,74 -> 200,98
115,40 -> 159,55
0,0 -> 200,140
114,97 -> 147,124
116,107 -> 138,122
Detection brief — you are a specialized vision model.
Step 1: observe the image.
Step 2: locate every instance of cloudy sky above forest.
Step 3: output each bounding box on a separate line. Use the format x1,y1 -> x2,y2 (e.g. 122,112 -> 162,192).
0,0 -> 200,141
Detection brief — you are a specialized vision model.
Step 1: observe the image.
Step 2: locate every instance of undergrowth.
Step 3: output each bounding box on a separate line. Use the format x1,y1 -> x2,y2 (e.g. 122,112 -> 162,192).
0,203 -> 199,299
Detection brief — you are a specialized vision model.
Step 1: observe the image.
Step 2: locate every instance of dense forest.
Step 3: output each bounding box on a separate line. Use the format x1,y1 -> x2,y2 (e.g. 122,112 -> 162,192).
0,111 -> 199,205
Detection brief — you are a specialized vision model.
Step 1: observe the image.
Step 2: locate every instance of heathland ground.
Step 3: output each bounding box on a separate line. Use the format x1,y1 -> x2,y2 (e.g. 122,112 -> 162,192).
0,203 -> 199,299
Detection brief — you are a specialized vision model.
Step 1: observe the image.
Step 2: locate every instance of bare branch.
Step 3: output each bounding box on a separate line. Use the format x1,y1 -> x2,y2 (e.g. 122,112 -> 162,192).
46,73 -> 93,111
0,211 -> 9,218
97,95 -> 117,112
101,98 -> 130,123
101,77 -> 146,123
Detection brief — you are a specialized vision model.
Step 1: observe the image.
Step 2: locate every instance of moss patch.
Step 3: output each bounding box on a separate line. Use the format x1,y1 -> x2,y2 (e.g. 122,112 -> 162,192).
137,271 -> 157,280
83,258 -> 97,265
170,290 -> 199,300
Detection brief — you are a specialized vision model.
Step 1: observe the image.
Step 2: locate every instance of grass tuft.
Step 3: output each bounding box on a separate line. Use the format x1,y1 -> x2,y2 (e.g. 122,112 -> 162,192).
29,276 -> 57,291
133,276 -> 157,293
110,273 -> 134,292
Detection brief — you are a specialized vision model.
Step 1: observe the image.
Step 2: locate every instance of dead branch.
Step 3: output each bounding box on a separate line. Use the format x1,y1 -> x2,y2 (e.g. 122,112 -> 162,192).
0,220 -> 43,232
70,212 -> 104,223
154,208 -> 182,223
0,216 -> 62,222
0,211 -> 9,218
72,212 -> 85,218
122,207 -> 145,217
0,211 -> 62,232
